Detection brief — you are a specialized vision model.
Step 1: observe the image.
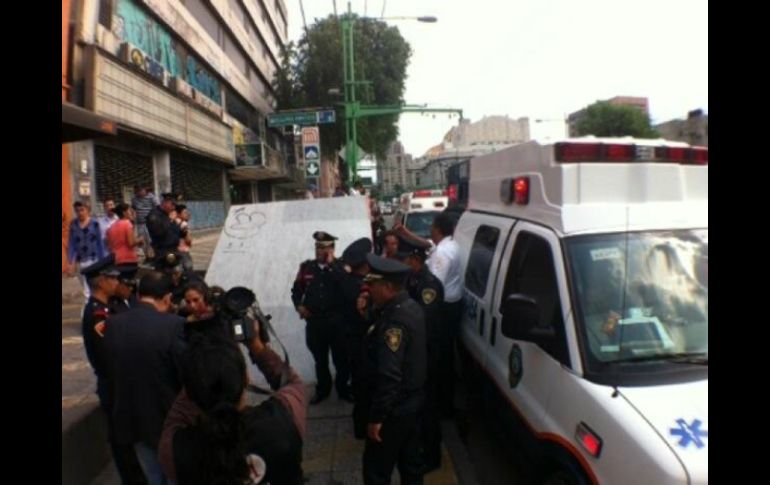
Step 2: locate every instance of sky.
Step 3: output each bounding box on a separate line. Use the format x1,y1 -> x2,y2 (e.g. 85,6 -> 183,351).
285,0 -> 708,158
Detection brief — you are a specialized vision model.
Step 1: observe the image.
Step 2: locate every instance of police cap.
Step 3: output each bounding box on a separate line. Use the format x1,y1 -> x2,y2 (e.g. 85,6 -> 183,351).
363,253 -> 410,284
80,254 -> 120,278
313,231 -> 338,248
396,234 -> 432,260
341,237 -> 373,268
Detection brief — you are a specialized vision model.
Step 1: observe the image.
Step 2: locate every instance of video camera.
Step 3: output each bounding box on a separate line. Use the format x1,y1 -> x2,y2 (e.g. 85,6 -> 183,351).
215,286 -> 273,344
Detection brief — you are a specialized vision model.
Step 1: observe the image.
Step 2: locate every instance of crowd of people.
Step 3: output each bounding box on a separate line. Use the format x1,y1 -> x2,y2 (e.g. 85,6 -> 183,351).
76,188 -> 464,484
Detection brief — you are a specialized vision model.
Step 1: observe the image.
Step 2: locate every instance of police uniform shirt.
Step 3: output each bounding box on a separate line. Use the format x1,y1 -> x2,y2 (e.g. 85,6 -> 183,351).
364,291 -> 427,423
291,259 -> 346,317
406,266 -> 445,354
82,297 -> 111,378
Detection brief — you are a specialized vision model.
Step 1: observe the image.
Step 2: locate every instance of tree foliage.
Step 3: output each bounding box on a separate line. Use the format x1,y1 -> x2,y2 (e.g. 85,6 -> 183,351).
272,15 -> 412,160
575,101 -> 659,138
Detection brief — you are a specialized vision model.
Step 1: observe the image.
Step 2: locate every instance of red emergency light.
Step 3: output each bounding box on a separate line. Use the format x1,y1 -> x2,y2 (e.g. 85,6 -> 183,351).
501,177 -> 530,205
555,142 -> 708,165
447,184 -> 458,201
576,422 -> 603,458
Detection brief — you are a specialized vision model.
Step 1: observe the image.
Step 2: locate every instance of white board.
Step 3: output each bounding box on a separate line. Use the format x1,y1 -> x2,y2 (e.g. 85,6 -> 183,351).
206,196 -> 372,384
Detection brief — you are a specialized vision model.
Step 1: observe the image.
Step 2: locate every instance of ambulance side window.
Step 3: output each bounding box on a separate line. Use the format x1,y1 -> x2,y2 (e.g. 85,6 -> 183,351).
465,225 -> 501,297
503,232 -> 570,366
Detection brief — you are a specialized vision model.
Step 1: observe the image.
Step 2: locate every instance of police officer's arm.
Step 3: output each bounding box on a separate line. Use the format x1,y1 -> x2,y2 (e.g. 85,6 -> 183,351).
290,263 -> 305,307
369,322 -> 408,425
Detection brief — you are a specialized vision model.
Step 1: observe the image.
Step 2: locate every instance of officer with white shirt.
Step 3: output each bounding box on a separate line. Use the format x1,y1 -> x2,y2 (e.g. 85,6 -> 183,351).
426,211 -> 463,419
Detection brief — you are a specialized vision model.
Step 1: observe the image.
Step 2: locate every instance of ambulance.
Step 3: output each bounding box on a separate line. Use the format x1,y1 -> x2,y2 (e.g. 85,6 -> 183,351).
393,189 -> 449,238
454,137 -> 708,484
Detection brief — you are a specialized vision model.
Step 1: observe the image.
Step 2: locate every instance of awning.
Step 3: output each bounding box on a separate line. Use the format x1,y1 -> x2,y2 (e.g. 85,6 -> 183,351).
62,102 -> 117,143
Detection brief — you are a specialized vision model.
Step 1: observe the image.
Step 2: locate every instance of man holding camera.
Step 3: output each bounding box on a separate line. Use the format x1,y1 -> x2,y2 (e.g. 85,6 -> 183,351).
291,231 -> 352,404
358,254 -> 427,485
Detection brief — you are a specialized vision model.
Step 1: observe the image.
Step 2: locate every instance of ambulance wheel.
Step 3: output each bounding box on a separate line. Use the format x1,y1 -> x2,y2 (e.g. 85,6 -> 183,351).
541,459 -> 590,485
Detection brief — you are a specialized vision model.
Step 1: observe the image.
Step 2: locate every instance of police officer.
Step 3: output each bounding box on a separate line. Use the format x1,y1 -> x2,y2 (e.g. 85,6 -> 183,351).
80,256 -> 147,485
359,253 -> 427,485
397,234 -> 445,473
291,231 -> 352,404
339,237 -> 374,437
146,193 -> 182,270
109,265 -> 139,314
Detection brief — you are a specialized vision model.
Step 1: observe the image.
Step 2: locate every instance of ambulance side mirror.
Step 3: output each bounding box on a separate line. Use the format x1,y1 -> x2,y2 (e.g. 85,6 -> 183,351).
501,293 -> 557,344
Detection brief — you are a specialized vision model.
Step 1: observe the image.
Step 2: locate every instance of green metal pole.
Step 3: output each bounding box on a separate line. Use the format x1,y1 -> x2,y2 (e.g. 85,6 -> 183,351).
342,2 -> 359,181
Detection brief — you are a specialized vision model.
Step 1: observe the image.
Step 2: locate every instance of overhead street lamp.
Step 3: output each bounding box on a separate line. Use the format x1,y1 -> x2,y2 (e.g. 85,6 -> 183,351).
339,3 -> 462,180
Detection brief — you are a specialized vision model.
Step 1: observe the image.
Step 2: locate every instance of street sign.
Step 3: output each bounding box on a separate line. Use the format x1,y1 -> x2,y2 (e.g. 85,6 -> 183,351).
306,160 -> 320,177
304,146 -> 319,161
268,109 -> 336,127
302,126 -> 321,178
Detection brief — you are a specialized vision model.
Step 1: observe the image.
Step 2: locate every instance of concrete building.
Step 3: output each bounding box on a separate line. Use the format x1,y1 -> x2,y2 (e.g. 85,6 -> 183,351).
377,141 -> 412,196
656,109 -> 708,147
411,115 -> 531,189
63,0 -> 302,243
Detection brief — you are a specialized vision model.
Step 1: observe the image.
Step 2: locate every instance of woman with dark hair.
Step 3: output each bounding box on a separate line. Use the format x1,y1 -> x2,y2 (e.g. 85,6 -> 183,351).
106,203 -> 144,269
159,330 -> 307,485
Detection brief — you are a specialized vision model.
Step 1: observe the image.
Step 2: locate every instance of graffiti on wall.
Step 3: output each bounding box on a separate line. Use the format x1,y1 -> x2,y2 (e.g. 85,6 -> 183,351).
113,0 -> 222,104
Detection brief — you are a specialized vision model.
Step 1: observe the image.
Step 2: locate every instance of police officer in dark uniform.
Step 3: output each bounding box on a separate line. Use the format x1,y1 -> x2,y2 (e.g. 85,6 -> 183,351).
146,193 -> 181,270
291,231 -> 352,404
108,265 -> 139,314
359,253 -> 427,485
339,237 -> 374,436
80,256 -> 147,485
398,234 -> 445,473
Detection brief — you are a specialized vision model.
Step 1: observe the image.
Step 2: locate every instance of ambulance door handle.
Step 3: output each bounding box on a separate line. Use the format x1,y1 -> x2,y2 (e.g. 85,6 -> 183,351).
490,317 -> 497,346
479,309 -> 485,336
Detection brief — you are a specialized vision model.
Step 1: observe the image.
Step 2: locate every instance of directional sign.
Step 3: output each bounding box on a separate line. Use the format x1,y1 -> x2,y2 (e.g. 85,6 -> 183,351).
302,126 -> 322,178
268,109 -> 336,127
306,160 -> 320,177
304,146 -> 319,161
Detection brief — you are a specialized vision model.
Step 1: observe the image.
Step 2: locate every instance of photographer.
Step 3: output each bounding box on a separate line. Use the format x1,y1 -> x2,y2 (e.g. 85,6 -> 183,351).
158,317 -> 307,485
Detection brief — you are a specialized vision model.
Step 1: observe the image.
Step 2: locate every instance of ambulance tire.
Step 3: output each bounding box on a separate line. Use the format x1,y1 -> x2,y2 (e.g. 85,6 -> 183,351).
540,450 -> 590,485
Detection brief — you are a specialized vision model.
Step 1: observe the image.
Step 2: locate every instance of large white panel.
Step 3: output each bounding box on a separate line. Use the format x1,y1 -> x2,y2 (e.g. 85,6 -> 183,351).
206,196 -> 372,384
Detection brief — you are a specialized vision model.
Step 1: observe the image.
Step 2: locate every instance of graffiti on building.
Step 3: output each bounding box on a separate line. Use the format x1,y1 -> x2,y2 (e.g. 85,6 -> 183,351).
114,0 -> 222,104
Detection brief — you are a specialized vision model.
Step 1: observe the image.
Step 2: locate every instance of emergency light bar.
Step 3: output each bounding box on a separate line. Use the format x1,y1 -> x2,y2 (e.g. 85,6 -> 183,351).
412,189 -> 448,198
554,142 -> 708,165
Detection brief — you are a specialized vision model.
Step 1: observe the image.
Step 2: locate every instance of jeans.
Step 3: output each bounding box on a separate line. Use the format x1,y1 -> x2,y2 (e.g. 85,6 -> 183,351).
133,443 -> 172,485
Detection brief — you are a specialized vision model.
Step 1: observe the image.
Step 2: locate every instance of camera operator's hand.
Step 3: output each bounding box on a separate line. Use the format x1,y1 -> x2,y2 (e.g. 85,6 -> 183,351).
297,305 -> 311,320
247,318 -> 267,355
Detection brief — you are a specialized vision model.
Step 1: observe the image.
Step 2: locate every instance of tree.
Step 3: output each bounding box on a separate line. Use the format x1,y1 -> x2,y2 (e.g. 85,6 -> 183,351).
575,101 -> 659,138
272,15 -> 412,160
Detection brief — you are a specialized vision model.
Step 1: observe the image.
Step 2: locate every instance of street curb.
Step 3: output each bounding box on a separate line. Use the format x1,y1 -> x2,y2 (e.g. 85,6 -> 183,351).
442,421 -> 481,485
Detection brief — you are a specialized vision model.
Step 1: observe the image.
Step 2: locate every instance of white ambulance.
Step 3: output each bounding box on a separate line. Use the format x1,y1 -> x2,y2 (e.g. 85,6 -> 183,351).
454,137 -> 708,484
393,189 -> 450,238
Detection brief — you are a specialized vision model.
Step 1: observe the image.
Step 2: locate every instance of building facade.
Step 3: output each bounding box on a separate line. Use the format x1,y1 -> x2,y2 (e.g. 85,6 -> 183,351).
655,109 -> 708,147
377,141 -> 412,196
410,115 -> 531,189
63,0 -> 302,253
